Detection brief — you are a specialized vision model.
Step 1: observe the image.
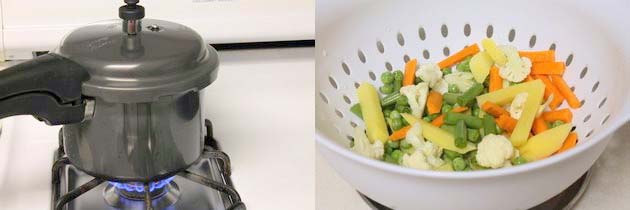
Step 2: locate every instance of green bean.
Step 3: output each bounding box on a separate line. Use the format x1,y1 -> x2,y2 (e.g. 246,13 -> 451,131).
350,104 -> 363,119
380,84 -> 395,94
440,125 -> 456,135
393,81 -> 402,93
395,104 -> 408,113
381,93 -> 401,107
472,103 -> 481,117
441,104 -> 453,114
381,72 -> 394,84
482,114 -> 498,135
512,156 -> 528,165
456,56 -> 472,72
443,149 -> 462,161
455,120 -> 468,148
422,113 -> 441,122
443,93 -> 461,105
383,108 -> 393,118
391,118 -> 403,130
467,129 -> 481,143
452,157 -> 467,171
393,70 -> 404,81
457,83 -> 484,106
444,112 -> 483,129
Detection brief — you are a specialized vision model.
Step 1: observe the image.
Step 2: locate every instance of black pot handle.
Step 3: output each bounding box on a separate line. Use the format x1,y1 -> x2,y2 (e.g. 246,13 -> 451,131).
0,53 -> 89,125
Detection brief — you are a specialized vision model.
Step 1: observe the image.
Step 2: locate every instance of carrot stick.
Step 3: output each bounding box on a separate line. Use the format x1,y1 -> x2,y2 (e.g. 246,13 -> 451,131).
431,115 -> 445,127
438,44 -> 480,69
426,91 -> 442,115
388,125 -> 412,141
481,101 -> 509,117
451,106 -> 469,113
531,62 -> 566,75
532,117 -> 548,135
489,66 -> 502,92
557,132 -> 578,153
495,114 -> 517,133
533,75 -> 564,110
403,59 -> 417,86
541,108 -> 573,123
550,75 -> 581,109
518,50 -> 555,63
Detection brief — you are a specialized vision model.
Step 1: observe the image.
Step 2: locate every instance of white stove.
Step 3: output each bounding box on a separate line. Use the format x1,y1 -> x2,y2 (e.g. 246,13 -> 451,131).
0,47 -> 315,210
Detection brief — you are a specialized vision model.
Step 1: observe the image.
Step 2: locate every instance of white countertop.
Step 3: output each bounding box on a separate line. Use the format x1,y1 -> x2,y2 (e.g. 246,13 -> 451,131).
0,47 -> 315,210
316,122 -> 630,210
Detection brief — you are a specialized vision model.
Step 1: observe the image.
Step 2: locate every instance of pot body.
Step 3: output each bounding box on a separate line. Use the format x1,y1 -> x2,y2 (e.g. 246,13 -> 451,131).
317,135 -> 611,210
63,91 -> 203,181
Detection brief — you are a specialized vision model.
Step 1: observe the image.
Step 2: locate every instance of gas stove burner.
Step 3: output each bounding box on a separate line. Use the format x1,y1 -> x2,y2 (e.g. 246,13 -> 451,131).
110,177 -> 176,200
358,171 -> 591,210
103,181 -> 181,209
52,119 -> 246,210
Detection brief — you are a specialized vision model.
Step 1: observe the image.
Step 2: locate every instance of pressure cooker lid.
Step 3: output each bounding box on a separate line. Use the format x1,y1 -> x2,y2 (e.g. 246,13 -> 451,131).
56,18 -> 218,103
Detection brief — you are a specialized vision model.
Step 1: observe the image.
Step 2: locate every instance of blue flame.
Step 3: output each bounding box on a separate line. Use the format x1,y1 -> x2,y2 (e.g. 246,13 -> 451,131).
111,177 -> 175,193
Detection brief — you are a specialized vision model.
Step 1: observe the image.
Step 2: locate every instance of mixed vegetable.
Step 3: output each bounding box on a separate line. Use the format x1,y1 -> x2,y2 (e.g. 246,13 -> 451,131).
349,38 -> 581,171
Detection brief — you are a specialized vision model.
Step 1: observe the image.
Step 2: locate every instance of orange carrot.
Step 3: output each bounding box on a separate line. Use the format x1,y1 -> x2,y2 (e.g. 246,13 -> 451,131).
541,108 -> 573,123
495,114 -> 518,133
451,106 -> 469,113
431,115 -> 445,127
550,75 -> 581,109
518,50 -> 555,63
481,101 -> 509,117
531,62 -> 566,75
489,66 -> 502,92
438,44 -> 480,69
403,59 -> 418,86
388,125 -> 412,141
558,132 -> 578,153
533,75 -> 564,110
532,117 -> 548,135
426,91 -> 443,115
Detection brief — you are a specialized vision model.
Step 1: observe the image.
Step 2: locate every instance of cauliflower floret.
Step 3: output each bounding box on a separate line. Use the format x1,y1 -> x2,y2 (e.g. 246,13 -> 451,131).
402,151 -> 431,170
400,83 -> 429,118
444,72 -> 475,92
400,122 -> 444,169
351,127 -> 384,160
432,79 -> 449,94
417,63 -> 442,86
509,93 -> 529,119
475,134 -> 514,169
497,45 -> 532,82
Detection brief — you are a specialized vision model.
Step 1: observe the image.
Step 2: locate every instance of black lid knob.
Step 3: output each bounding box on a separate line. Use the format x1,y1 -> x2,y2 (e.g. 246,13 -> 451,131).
119,0 -> 144,20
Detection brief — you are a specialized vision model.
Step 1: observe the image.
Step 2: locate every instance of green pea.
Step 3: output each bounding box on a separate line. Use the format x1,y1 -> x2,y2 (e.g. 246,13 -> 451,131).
396,95 -> 408,105
380,84 -> 395,94
452,157 -> 467,171
391,118 -> 403,130
550,120 -> 565,128
386,140 -> 400,149
391,150 -> 404,164
390,110 -> 401,119
393,70 -> 404,81
400,139 -> 412,149
441,104 -> 453,114
401,106 -> 412,114
467,129 -> 481,143
381,72 -> 394,84
512,156 -> 528,165
384,154 -> 396,164
456,57 -> 472,72
442,67 -> 452,75
383,108 -> 393,118
448,84 -> 460,93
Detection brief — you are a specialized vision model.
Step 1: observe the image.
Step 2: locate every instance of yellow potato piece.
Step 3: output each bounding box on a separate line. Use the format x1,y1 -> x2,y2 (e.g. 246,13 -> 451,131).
358,83 -> 389,143
481,38 -> 507,66
402,113 -> 476,154
470,51 -> 494,83
476,80 -> 545,146
518,123 -> 572,161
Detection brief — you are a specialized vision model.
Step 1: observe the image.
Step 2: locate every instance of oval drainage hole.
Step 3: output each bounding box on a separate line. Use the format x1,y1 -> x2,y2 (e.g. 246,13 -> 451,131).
342,62 -> 350,75
357,50 -> 366,63
598,97 -> 607,108
385,62 -> 393,71
592,81 -> 600,92
376,41 -> 385,53
441,24 -> 448,37
418,27 -> 426,40
583,114 -> 591,123
566,54 -> 574,66
328,76 -> 338,89
397,32 -> 405,46
601,114 -> 610,125
343,95 -> 351,104
529,35 -> 537,48
508,29 -> 516,42
580,67 -> 588,79
486,25 -> 494,37
319,92 -> 328,104
443,46 -> 450,56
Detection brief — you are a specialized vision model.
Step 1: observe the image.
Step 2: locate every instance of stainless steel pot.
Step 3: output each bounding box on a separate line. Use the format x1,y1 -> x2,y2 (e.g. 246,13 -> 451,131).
0,1 -> 218,182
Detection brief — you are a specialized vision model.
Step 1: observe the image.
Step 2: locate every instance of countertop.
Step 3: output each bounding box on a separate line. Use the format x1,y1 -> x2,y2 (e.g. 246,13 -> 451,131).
316,122 -> 630,210
0,47 -> 315,210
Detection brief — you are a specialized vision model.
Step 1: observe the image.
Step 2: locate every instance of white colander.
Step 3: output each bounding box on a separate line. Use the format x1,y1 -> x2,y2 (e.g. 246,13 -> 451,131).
316,0 -> 630,209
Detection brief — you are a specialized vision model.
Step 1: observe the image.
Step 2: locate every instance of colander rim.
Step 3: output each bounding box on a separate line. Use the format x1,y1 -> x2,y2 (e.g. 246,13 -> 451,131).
316,116 -> 627,179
